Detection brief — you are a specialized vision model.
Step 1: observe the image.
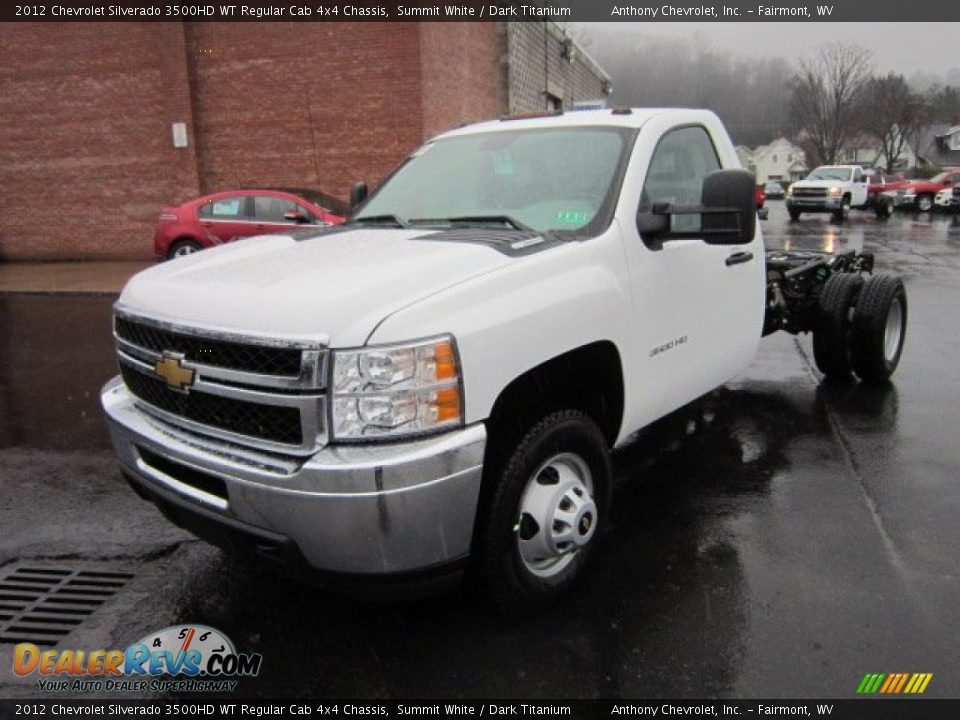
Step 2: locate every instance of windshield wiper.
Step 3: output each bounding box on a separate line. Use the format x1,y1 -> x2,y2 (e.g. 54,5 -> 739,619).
350,214 -> 409,228
409,215 -> 534,232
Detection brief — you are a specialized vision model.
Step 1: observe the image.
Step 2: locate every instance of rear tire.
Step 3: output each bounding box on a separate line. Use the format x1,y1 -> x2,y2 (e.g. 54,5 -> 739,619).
475,410 -> 611,617
813,273 -> 863,378
168,239 -> 202,259
851,275 -> 907,384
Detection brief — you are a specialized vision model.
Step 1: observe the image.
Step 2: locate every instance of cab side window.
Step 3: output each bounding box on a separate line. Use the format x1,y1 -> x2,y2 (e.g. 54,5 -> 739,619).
641,126 -> 721,234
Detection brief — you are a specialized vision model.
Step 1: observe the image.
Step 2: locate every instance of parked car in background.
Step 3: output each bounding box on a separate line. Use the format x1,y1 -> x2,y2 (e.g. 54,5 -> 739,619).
755,184 -> 769,219
894,170 -> 960,212
764,181 -> 785,199
934,183 -> 960,212
154,189 -> 345,259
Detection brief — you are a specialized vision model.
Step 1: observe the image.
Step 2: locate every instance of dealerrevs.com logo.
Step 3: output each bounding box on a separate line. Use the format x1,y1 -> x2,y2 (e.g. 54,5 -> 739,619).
13,624 -> 262,693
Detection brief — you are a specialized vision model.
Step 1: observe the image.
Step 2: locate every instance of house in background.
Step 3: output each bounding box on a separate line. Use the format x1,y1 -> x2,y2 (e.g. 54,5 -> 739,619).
919,124 -> 960,168
838,125 -> 918,170
737,138 -> 807,183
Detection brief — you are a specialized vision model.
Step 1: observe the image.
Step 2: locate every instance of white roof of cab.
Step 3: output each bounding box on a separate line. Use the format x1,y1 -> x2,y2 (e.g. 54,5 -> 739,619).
436,108 -> 718,139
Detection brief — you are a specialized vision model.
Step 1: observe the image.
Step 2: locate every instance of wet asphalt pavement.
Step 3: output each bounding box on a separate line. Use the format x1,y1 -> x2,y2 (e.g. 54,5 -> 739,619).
2,204 -> 960,700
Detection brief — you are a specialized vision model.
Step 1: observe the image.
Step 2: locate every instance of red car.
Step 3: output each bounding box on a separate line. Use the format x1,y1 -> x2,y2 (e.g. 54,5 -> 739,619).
154,189 -> 345,259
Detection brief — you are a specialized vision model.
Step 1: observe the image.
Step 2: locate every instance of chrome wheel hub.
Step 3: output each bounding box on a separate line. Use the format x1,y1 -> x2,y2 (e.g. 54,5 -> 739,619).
174,245 -> 197,257
884,297 -> 903,363
516,453 -> 597,578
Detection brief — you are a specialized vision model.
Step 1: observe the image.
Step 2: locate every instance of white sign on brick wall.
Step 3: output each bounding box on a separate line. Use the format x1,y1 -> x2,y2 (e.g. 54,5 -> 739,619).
172,122 -> 188,149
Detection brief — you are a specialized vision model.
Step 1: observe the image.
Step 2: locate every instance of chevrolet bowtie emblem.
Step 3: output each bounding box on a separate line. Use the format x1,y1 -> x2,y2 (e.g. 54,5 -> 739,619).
154,352 -> 196,392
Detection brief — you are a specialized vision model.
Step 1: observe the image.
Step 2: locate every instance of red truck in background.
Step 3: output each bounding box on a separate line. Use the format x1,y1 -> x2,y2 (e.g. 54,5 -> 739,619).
893,169 -> 960,212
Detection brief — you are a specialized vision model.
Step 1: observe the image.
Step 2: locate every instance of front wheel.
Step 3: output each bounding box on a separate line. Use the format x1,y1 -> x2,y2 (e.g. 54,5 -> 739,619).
476,410 -> 611,616
832,196 -> 851,222
875,200 -> 892,219
916,194 -> 934,213
788,209 -> 801,221
851,274 -> 907,384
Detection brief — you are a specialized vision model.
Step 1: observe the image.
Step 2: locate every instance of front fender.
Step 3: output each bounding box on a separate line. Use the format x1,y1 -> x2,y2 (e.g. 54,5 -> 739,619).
366,230 -> 633,427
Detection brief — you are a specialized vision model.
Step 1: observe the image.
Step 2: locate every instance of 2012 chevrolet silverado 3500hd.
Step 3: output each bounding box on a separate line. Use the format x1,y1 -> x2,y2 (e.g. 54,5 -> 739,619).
101,109 -> 908,614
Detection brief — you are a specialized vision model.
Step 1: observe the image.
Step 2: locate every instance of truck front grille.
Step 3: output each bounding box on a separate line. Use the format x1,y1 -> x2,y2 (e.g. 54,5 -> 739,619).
120,365 -> 303,446
792,187 -> 828,198
115,317 -> 302,377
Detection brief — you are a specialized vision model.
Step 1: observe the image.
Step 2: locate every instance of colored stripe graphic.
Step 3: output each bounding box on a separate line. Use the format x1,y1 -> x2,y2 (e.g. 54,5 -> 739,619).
857,673 -> 933,694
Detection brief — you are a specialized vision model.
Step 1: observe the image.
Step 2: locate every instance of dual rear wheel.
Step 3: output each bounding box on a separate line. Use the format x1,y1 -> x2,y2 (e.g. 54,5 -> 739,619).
813,273 -> 907,384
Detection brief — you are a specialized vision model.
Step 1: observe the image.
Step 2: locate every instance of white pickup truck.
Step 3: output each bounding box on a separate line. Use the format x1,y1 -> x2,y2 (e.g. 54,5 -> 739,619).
102,109 -> 908,614
786,164 -> 892,221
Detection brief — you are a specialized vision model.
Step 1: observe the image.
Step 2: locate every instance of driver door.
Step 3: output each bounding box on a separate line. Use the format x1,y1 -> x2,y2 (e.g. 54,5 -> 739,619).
852,168 -> 869,206
639,125 -> 764,412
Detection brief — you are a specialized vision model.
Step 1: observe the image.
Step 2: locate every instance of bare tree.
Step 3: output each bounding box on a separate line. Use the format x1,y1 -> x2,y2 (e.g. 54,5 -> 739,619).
789,43 -> 874,164
860,73 -> 928,172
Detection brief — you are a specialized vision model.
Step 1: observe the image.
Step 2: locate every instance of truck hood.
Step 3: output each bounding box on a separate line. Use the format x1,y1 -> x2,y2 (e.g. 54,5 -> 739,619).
118,228 -> 515,346
791,179 -> 847,189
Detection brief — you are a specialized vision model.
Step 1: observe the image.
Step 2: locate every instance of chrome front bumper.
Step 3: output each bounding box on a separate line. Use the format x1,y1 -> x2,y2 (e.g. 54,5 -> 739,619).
786,196 -> 843,211
101,377 -> 486,576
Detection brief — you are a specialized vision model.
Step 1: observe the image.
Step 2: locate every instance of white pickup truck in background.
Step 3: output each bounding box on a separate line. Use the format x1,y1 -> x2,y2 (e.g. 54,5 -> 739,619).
786,164 -> 892,221
102,109 -> 908,614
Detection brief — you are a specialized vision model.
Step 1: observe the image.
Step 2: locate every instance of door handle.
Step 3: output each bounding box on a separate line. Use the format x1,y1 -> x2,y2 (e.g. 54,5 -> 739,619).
725,251 -> 753,266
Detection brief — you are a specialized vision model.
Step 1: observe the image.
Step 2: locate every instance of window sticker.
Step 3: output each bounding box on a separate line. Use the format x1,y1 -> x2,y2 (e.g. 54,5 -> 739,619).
212,199 -> 241,216
556,209 -> 590,225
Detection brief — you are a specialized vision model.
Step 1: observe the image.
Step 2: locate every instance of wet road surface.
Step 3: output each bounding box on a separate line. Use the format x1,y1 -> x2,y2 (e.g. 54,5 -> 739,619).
2,205 -> 960,699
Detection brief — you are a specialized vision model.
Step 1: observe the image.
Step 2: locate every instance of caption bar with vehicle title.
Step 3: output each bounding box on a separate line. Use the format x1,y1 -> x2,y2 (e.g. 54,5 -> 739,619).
4,0 -> 960,22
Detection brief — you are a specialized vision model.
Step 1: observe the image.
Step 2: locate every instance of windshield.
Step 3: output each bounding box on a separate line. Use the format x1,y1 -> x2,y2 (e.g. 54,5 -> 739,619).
930,172 -> 951,184
354,127 -> 634,235
806,167 -> 853,182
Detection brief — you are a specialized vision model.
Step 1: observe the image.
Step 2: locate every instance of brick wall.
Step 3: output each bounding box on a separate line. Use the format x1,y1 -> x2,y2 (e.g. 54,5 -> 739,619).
0,23 -> 203,261
0,22 -> 502,261
420,22 -> 498,139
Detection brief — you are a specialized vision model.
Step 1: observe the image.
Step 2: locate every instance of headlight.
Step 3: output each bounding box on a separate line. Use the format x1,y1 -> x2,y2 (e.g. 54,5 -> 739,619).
785,186 -> 793,197
829,186 -> 843,197
331,336 -> 463,441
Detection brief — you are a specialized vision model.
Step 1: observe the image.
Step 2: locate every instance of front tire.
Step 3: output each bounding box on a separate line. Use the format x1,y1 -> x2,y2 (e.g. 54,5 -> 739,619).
851,274 -> 907,384
813,273 -> 863,378
476,410 -> 611,616
916,194 -> 934,213
875,199 -> 892,219
832,196 -> 851,222
788,208 -> 801,221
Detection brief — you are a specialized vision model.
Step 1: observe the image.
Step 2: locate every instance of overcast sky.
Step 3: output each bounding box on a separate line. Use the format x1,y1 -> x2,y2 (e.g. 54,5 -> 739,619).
577,23 -> 958,76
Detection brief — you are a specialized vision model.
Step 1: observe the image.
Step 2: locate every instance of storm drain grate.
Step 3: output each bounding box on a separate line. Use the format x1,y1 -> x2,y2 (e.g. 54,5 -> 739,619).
0,566 -> 135,647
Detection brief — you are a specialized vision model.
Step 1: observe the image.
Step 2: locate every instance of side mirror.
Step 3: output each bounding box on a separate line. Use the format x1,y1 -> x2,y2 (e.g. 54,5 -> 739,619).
350,181 -> 368,210
700,168 -> 757,245
283,210 -> 309,224
637,169 -> 756,246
